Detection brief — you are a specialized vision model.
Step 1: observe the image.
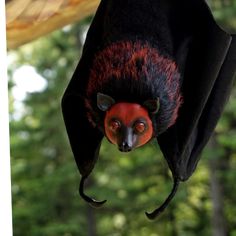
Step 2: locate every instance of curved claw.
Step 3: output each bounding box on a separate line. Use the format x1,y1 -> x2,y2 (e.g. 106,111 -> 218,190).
145,178 -> 180,220
79,176 -> 107,208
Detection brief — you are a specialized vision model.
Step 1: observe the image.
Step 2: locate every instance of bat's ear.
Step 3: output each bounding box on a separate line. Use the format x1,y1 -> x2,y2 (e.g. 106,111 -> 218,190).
143,98 -> 160,114
97,93 -> 115,111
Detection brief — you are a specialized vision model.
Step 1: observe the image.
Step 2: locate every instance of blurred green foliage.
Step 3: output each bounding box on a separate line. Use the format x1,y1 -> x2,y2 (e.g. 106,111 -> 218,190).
9,1 -> 236,235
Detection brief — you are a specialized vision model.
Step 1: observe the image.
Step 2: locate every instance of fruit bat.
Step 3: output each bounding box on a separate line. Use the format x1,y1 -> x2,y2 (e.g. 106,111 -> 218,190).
62,0 -> 236,219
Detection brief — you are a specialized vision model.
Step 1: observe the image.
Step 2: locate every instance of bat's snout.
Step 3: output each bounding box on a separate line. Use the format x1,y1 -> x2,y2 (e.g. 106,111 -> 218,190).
118,142 -> 132,152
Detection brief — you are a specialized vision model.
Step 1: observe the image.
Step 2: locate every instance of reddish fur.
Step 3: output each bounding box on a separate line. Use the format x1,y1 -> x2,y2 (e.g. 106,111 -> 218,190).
87,41 -> 178,94
104,103 -> 153,147
87,41 -> 183,132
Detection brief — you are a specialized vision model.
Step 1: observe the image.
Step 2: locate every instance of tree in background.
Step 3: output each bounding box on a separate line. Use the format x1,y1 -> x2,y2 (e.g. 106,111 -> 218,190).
9,1 -> 236,235
9,20 -> 90,236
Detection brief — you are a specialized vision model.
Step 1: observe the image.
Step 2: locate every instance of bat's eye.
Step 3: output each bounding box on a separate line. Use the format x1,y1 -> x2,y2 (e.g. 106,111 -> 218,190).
109,120 -> 121,132
134,121 -> 146,134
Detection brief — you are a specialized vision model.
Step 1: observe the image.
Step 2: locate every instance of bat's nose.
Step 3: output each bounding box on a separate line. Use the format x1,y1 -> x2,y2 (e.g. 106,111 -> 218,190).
119,142 -> 132,152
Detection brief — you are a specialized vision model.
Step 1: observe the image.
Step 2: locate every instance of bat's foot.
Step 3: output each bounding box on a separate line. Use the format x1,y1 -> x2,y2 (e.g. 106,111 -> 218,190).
79,176 -> 107,208
145,178 -> 180,220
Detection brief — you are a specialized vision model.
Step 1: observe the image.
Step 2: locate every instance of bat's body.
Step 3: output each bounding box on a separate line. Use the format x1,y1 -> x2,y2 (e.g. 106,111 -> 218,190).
62,0 -> 236,219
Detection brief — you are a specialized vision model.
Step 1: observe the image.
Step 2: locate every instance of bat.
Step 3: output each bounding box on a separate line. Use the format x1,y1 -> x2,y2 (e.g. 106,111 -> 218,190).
61,0 -> 236,219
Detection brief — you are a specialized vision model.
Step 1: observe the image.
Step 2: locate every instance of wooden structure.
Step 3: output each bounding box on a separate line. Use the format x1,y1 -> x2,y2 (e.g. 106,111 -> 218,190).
6,0 -> 100,49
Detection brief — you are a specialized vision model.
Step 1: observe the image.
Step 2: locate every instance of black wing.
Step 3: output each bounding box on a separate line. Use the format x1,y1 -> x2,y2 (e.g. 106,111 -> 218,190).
157,0 -> 236,181
61,1 -> 109,176
147,0 -> 236,219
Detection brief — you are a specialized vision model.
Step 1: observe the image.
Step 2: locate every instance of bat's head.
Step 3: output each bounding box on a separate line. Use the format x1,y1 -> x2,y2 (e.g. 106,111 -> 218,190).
87,41 -> 183,137
97,93 -> 159,152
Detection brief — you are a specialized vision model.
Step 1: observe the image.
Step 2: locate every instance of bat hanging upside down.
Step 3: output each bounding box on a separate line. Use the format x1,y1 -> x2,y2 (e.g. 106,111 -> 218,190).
62,0 -> 236,219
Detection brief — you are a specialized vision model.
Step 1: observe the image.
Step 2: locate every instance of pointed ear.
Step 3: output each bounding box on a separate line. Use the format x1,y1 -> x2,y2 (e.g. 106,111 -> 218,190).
143,98 -> 160,114
97,93 -> 115,111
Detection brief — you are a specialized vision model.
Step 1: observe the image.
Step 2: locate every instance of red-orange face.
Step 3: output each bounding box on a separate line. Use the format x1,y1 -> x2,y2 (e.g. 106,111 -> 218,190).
104,103 -> 153,152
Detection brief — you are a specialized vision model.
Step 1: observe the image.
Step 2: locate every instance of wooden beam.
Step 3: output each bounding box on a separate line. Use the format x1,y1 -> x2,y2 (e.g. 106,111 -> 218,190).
6,0 -> 100,49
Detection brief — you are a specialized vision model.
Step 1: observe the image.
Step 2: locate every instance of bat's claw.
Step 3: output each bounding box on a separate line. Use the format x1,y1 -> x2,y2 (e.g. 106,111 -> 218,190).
79,176 -> 107,208
145,210 -> 161,220
145,178 -> 180,220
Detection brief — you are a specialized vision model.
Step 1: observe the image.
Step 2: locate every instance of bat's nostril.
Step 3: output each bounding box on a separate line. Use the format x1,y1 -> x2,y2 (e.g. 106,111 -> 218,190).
119,142 -> 132,152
